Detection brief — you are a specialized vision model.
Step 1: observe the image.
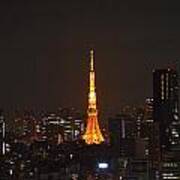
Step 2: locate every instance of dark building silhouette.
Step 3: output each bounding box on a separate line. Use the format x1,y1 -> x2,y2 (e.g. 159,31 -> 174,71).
153,68 -> 180,152
108,114 -> 136,157
176,60 -> 180,115
0,111 -> 5,155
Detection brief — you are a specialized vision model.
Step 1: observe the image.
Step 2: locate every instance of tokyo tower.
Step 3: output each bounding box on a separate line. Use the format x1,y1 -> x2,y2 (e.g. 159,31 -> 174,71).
82,50 -> 104,144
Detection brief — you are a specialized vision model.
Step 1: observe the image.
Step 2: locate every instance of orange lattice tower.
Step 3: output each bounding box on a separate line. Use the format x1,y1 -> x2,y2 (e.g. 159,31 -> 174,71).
82,50 -> 104,144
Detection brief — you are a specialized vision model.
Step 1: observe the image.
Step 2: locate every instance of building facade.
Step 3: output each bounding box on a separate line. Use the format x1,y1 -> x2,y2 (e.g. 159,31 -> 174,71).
153,68 -> 180,151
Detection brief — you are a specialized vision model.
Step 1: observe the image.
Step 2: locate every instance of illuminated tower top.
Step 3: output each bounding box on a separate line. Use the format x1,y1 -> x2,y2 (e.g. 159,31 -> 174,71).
88,49 -> 97,113
90,50 -> 94,71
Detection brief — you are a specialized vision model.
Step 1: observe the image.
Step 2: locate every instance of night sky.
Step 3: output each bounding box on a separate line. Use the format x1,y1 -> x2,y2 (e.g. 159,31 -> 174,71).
0,1 -> 180,116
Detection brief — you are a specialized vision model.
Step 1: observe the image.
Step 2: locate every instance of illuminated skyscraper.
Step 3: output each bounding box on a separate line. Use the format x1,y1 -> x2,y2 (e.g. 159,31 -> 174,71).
0,113 -> 5,155
153,68 -> 180,151
82,50 -> 104,144
177,60 -> 180,116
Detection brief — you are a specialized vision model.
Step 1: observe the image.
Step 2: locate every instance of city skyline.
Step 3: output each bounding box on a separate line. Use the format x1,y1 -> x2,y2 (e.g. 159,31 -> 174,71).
0,1 -> 180,116
1,1 -> 180,179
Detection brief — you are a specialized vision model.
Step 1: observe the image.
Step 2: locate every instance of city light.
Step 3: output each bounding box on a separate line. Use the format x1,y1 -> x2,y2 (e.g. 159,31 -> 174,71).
98,163 -> 109,169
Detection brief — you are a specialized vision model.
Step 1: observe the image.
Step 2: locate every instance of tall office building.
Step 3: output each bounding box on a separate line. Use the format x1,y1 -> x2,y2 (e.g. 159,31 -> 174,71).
108,114 -> 136,157
144,98 -> 154,123
141,98 -> 154,141
40,109 -> 84,143
13,111 -> 38,143
58,108 -> 84,141
153,68 -> 180,151
177,60 -> 180,119
0,113 -> 6,155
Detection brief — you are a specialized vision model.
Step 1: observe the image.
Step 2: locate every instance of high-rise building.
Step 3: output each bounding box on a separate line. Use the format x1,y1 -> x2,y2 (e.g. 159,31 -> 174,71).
58,108 -> 84,141
134,107 -> 144,138
0,113 -> 6,155
42,113 -> 64,144
41,109 -> 84,143
177,60 -> 180,123
153,68 -> 180,151
108,114 -> 136,157
13,111 -> 38,143
144,98 -> 154,124
82,50 -> 104,144
141,98 -> 154,157
160,151 -> 180,180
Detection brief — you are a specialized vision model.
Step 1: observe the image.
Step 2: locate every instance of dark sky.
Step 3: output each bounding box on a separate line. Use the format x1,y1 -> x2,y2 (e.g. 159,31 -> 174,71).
0,1 -> 180,116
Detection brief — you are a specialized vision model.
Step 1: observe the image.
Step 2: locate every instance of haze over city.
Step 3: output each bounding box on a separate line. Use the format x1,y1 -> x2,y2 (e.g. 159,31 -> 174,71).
0,1 -> 180,115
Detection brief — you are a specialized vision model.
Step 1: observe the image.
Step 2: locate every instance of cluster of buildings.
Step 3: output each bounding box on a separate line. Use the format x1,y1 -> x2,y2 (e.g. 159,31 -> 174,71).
108,68 -> 180,179
12,108 -> 84,144
0,107 -> 85,179
0,50 -> 179,180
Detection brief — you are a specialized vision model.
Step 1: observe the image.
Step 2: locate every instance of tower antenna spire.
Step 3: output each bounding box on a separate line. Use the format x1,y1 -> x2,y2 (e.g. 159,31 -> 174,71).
90,49 -> 94,71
